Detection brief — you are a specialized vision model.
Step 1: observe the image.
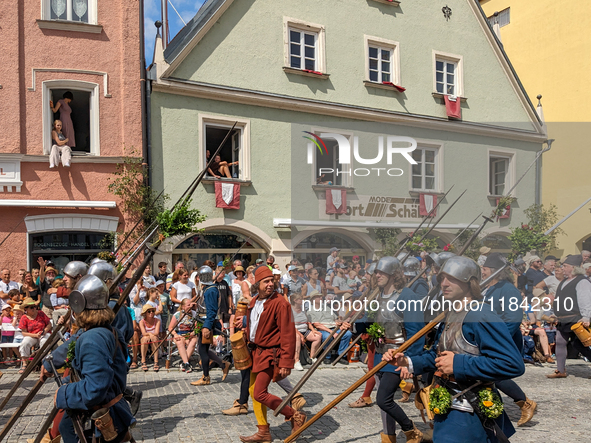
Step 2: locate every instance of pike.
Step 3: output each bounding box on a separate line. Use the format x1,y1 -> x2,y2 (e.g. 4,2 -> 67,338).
449,212 -> 483,247
394,185 -> 455,256
287,265 -> 520,442
315,189 -> 464,357
1,126 -> 239,435
0,214 -> 28,249
545,196 -> 591,235
274,287 -> 382,416
331,333 -> 363,366
398,189 -> 467,265
285,312 -> 447,442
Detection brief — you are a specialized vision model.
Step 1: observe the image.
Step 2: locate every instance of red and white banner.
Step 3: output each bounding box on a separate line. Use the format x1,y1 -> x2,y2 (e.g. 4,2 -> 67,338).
444,95 -> 461,119
326,189 -> 347,214
215,181 -> 240,209
419,193 -> 437,217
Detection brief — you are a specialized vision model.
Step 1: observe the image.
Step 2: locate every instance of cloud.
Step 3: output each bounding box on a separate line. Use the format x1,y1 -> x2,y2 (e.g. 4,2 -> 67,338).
144,0 -> 206,65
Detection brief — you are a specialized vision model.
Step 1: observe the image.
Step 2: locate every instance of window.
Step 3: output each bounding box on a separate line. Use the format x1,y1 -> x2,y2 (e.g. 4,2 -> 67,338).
411,148 -> 438,191
435,60 -> 456,95
289,29 -> 317,71
489,156 -> 509,196
309,130 -> 352,187
42,0 -> 97,24
284,18 -> 326,74
365,36 -> 400,85
488,8 -> 510,28
42,80 -> 100,156
433,51 -> 463,97
199,115 -> 250,181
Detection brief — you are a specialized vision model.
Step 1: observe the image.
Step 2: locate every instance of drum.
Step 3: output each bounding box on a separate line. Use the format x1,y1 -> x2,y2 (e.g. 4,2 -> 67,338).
236,300 -> 249,317
571,322 -> 591,347
230,331 -> 252,370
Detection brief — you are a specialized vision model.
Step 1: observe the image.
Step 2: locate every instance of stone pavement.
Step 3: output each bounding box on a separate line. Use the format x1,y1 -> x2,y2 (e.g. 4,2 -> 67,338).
1,360 -> 590,442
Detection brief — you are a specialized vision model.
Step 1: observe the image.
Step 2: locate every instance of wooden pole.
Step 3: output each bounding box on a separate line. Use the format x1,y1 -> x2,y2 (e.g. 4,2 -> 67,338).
284,312 -> 446,443
0,379 -> 46,441
331,334 -> 363,366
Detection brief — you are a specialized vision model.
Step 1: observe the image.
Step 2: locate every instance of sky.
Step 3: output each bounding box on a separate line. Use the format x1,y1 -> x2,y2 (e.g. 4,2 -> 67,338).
144,0 -> 206,64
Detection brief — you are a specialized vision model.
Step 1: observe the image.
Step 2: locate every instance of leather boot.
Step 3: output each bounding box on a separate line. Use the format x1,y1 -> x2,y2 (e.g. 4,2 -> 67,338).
399,382 -> 414,403
291,393 -> 307,411
27,431 -> 60,443
546,370 -> 567,378
348,396 -> 372,408
516,398 -> 537,426
290,410 -> 307,435
191,375 -> 211,386
403,423 -> 423,443
239,425 -> 272,443
222,399 -> 248,415
380,432 -> 396,442
222,361 -> 231,381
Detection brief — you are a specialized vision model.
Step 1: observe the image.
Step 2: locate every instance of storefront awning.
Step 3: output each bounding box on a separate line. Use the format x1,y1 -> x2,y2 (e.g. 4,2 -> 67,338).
273,218 -> 480,230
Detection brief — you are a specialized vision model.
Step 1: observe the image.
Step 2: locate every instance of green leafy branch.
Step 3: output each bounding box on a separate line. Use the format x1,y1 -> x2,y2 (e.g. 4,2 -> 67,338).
156,199 -> 206,239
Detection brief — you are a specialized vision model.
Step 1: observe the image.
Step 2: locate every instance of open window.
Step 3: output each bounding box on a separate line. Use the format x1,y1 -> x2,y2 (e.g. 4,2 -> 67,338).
488,151 -> 514,196
309,130 -> 352,187
42,80 -> 100,156
199,115 -> 250,181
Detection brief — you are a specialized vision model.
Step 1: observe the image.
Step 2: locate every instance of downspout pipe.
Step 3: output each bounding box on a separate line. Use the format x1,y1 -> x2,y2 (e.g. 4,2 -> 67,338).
140,0 -> 148,181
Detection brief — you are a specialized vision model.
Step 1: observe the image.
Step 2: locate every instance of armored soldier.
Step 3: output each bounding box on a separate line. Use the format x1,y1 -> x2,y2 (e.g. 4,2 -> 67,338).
353,256 -> 425,443
403,255 -> 429,298
54,274 -> 135,443
385,256 -> 525,443
481,253 -> 537,426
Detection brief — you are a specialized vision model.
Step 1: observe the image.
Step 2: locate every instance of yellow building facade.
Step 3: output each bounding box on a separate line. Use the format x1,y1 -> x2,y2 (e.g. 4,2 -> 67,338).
480,0 -> 591,256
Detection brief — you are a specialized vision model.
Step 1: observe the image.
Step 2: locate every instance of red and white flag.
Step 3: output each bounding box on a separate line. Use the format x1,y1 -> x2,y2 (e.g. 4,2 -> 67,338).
419,193 -> 437,217
326,189 -> 347,215
215,181 -> 240,209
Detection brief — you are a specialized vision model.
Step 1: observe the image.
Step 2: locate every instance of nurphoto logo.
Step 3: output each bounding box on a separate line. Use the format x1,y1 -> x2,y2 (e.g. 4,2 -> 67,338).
304,132 -> 418,177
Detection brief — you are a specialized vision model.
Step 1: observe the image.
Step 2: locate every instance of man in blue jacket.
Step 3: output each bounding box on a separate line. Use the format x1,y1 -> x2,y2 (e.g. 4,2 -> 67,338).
481,253 -> 537,426
54,274 -> 135,443
385,256 -> 525,443
352,256 -> 425,443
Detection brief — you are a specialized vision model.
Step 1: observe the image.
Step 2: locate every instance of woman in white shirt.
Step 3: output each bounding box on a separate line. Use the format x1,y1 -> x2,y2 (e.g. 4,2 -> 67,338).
291,293 -> 321,370
170,270 -> 197,307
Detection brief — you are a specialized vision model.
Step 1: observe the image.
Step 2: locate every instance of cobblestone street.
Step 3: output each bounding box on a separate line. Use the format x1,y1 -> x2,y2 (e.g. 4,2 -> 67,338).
1,360 -> 590,442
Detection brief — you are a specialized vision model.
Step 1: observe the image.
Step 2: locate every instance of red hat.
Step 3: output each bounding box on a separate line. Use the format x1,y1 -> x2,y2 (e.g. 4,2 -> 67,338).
254,265 -> 273,284
352,255 -> 360,260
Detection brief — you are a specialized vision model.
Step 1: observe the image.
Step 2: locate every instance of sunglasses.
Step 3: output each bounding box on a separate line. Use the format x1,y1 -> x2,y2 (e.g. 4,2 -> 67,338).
146,310 -> 156,314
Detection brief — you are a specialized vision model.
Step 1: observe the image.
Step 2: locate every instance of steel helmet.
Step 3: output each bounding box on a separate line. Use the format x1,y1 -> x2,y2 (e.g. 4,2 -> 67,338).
425,252 -> 441,268
375,256 -> 401,276
198,265 -> 215,286
63,261 -> 89,279
437,251 -> 457,265
366,262 -> 377,276
88,261 -> 117,283
69,274 -> 109,314
90,258 -> 107,265
438,256 -> 481,283
403,256 -> 420,276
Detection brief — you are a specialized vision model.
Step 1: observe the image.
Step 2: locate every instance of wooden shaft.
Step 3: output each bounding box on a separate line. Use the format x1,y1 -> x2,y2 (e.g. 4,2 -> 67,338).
313,325 -> 339,358
331,334 -> 363,366
284,312 -> 446,443
273,287 -> 381,416
33,406 -> 58,443
457,216 -> 492,256
0,379 -> 46,440
150,308 -> 191,358
0,318 -> 65,412
407,267 -> 428,288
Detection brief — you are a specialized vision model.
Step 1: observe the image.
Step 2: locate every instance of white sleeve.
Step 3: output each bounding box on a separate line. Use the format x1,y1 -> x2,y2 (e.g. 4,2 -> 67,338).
575,279 -> 591,322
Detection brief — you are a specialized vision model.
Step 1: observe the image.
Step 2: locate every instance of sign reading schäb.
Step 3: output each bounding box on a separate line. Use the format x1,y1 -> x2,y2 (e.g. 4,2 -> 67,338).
319,195 -> 421,221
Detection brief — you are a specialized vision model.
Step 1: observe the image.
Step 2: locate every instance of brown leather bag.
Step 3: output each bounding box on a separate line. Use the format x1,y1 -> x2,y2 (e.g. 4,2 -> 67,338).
414,383 -> 435,423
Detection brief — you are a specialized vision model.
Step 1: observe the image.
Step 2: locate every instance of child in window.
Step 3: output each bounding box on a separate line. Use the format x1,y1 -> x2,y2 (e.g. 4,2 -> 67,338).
50,120 -> 72,168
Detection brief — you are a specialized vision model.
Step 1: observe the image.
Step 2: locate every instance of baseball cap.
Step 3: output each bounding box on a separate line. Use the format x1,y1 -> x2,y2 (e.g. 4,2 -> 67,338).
288,265 -> 297,272
366,259 -> 373,264
544,255 -> 558,261
272,269 -> 282,275
217,261 -> 224,267
329,247 -> 340,253
352,255 -> 360,260
154,280 -> 165,287
256,258 -> 263,264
